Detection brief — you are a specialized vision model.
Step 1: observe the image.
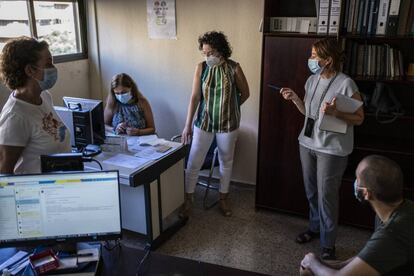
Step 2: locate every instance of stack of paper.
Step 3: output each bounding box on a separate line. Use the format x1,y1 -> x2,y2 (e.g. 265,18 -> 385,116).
319,94 -> 363,134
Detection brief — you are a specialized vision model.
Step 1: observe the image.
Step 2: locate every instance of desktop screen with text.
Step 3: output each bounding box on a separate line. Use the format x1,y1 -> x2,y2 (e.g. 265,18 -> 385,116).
0,171 -> 121,245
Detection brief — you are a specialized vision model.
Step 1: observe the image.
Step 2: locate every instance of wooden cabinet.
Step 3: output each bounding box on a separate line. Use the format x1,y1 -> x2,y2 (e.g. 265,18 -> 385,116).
256,0 -> 413,228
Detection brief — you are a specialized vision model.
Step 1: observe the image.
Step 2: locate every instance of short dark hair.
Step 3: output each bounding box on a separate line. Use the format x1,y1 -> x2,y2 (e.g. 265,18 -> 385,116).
0,36 -> 49,90
313,38 -> 344,72
198,31 -> 232,59
359,155 -> 404,204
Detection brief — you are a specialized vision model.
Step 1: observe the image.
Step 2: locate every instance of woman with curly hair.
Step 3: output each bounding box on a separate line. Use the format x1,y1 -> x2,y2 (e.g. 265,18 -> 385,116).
104,73 -> 155,136
0,36 -> 71,174
181,31 -> 250,217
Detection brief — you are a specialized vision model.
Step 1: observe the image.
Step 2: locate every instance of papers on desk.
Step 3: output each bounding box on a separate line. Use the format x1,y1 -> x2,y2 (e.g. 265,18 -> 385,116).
130,141 -> 176,160
126,135 -> 177,160
103,154 -> 150,169
0,251 -> 28,271
0,250 -> 31,275
77,248 -> 99,263
126,134 -> 159,147
319,94 -> 363,134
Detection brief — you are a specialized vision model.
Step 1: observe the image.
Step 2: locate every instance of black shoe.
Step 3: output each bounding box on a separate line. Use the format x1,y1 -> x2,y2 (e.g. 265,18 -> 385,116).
321,247 -> 336,260
295,230 -> 319,244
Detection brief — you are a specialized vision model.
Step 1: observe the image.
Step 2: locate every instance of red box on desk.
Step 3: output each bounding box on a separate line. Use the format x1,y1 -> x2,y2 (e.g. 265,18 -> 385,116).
29,249 -> 59,275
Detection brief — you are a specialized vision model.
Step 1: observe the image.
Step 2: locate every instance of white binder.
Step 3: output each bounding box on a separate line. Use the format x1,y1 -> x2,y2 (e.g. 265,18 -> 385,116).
318,0 -> 331,34
328,0 -> 342,34
376,0 -> 390,35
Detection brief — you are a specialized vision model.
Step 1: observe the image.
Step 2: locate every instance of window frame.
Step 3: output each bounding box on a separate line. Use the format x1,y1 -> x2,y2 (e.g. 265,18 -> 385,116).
1,0 -> 88,63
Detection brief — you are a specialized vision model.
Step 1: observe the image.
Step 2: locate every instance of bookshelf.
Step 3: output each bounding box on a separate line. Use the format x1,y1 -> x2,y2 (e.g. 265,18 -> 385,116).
256,0 -> 414,228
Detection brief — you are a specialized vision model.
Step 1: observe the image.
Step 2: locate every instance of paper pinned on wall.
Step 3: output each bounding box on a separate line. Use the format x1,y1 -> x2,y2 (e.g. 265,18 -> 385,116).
147,0 -> 177,39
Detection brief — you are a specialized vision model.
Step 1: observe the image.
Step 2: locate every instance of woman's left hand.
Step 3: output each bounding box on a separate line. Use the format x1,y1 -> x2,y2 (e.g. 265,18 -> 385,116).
322,97 -> 337,116
126,127 -> 140,136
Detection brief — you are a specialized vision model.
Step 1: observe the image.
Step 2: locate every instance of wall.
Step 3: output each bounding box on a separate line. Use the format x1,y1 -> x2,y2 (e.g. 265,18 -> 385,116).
0,59 -> 90,108
88,0 -> 264,185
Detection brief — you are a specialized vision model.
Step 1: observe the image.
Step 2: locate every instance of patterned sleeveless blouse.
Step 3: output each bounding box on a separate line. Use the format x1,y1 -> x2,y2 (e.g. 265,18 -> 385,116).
194,59 -> 241,133
112,102 -> 146,130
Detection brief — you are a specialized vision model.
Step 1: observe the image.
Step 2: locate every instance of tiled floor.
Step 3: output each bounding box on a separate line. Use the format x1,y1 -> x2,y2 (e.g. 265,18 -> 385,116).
123,183 -> 372,275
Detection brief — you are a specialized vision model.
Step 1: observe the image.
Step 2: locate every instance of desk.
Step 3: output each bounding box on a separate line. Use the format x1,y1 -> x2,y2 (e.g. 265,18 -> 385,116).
101,245 -> 270,276
86,141 -> 188,249
0,246 -> 269,276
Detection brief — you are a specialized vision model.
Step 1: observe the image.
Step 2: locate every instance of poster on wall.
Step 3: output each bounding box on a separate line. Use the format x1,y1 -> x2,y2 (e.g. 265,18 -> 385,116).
146,0 -> 177,39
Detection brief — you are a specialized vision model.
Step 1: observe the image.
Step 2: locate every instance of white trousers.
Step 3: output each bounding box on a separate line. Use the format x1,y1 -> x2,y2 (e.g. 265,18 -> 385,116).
185,126 -> 239,193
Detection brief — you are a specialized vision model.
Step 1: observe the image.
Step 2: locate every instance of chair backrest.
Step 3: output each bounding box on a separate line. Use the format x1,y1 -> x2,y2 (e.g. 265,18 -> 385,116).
200,137 -> 219,171
170,134 -> 219,170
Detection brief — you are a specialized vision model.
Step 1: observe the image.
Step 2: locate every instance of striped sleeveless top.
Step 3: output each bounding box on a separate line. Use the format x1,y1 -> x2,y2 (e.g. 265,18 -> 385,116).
194,59 -> 241,133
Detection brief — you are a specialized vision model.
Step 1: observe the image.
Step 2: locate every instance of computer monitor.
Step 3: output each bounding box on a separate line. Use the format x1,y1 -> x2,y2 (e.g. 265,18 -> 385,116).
0,171 -> 121,248
62,97 -> 105,147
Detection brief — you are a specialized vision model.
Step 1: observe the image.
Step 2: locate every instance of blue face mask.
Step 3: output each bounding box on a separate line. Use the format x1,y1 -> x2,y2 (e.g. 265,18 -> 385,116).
35,67 -> 58,91
308,58 -> 322,74
115,91 -> 132,104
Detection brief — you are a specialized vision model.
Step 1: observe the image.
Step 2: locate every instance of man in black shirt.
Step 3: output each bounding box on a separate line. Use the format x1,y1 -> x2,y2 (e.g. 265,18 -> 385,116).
300,155 -> 414,275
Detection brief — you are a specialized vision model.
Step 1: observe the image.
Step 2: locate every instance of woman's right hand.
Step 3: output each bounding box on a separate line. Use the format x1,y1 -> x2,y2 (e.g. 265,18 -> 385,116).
280,88 -> 299,102
115,122 -> 127,134
181,126 -> 193,145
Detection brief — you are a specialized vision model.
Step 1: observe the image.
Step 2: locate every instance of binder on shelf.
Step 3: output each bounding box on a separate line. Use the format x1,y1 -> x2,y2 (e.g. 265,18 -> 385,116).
376,0 -> 390,35
406,0 -> 414,34
360,0 -> 371,35
342,0 -> 350,33
318,0 -> 331,34
347,0 -> 358,33
269,17 -> 318,33
328,0 -> 342,34
352,0 -> 362,33
356,0 -> 366,34
367,0 -> 380,35
397,0 -> 412,35
386,0 -> 401,35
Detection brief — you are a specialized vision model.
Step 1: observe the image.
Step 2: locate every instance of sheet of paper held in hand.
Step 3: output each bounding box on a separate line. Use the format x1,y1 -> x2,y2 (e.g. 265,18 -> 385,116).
319,94 -> 363,134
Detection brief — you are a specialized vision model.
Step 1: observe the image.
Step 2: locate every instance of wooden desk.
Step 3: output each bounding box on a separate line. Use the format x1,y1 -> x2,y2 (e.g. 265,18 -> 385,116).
86,141 -> 188,249
101,245 -> 269,276
0,246 -> 270,276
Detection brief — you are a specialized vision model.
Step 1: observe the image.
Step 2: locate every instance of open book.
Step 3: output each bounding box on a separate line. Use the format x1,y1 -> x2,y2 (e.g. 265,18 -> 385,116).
319,94 -> 363,134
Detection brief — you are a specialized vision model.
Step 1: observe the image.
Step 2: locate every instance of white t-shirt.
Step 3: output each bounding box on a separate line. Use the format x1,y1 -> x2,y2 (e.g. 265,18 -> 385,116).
298,72 -> 359,156
0,91 -> 71,174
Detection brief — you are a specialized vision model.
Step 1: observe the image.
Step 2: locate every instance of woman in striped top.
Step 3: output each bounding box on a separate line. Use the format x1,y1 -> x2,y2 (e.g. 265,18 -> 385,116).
181,31 -> 250,217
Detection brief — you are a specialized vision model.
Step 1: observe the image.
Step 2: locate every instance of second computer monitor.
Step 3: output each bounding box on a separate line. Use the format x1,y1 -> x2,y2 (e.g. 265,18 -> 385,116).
63,97 -> 105,147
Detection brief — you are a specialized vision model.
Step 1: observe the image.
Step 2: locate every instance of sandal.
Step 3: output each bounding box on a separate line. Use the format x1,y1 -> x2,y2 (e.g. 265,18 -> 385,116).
295,230 -> 319,244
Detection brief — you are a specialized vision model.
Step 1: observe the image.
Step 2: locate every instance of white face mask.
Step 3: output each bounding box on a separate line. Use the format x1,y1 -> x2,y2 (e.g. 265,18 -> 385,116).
205,55 -> 221,67
115,91 -> 132,104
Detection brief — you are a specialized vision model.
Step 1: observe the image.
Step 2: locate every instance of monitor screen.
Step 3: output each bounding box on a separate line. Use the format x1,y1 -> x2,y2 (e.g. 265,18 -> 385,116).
62,97 -> 105,146
0,171 -> 121,247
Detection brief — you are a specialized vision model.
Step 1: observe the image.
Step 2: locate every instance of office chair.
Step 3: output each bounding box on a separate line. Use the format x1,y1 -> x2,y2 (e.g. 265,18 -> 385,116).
171,135 -> 220,209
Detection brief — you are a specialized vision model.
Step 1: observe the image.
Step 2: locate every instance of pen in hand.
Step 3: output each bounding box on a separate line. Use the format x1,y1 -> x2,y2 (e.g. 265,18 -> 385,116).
267,84 -> 281,92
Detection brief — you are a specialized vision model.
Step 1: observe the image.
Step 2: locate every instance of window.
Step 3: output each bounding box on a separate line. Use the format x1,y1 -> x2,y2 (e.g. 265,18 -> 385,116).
0,0 -> 87,63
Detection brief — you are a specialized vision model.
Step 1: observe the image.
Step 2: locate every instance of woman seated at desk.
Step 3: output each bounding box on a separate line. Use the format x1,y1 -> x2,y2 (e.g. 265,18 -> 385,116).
104,73 -> 155,136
